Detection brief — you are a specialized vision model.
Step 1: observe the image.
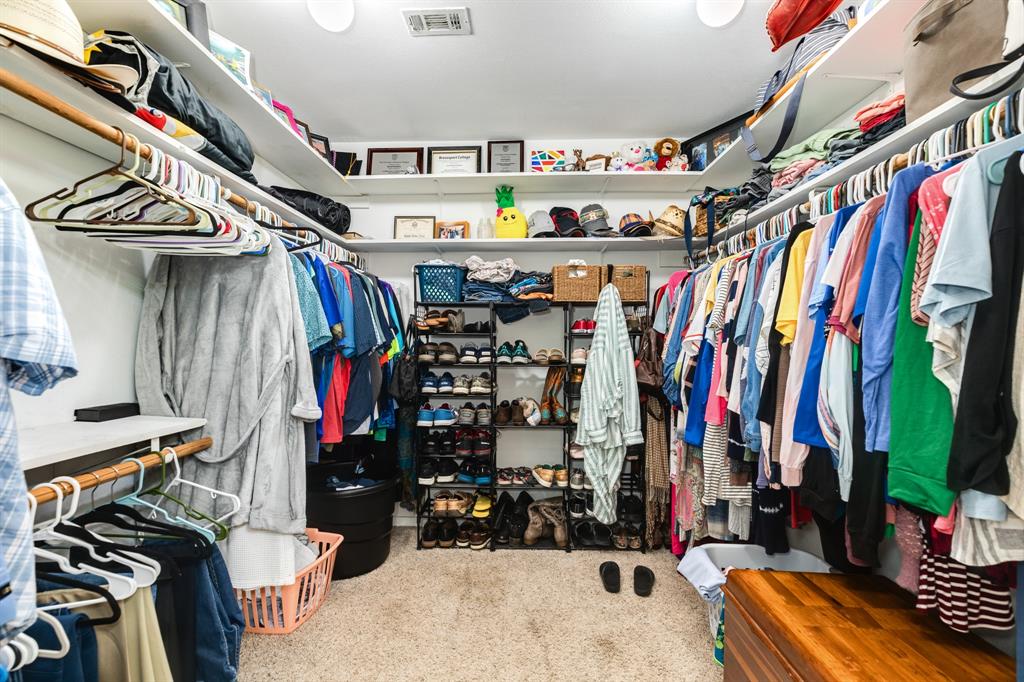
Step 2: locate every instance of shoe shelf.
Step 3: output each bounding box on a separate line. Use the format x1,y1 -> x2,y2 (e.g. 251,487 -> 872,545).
494,424 -> 570,430
415,331 -> 494,338
493,362 -> 567,369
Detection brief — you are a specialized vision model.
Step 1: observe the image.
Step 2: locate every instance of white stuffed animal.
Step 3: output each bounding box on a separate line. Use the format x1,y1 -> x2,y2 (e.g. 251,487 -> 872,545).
608,153 -> 627,172
620,141 -> 645,168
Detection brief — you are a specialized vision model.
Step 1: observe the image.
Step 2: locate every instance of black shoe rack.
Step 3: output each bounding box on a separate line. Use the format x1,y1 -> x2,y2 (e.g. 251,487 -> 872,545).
412,270 -> 650,553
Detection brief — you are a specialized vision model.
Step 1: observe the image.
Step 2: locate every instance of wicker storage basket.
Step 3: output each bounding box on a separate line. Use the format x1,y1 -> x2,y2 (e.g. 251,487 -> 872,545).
693,196 -> 731,237
609,265 -> 647,303
553,264 -> 607,302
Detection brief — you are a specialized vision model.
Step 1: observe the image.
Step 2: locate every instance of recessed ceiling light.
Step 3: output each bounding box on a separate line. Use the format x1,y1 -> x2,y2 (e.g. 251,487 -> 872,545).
307,0 -> 355,33
695,0 -> 744,28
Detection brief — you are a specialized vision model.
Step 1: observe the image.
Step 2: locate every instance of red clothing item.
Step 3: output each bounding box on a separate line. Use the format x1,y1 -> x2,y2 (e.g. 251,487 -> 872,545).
858,108 -> 901,133
320,355 -> 351,444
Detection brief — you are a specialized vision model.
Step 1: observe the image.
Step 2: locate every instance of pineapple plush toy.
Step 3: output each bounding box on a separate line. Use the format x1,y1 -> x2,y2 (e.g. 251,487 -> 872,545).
495,185 -> 527,238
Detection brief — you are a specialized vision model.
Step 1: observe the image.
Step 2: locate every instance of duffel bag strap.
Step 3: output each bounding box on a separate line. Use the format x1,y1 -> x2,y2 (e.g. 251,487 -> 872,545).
739,72 -> 807,164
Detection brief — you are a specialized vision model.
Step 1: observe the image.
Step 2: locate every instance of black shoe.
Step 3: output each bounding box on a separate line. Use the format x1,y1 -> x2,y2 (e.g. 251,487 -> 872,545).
456,520 -> 474,548
422,432 -> 440,456
600,561 -> 621,593
514,491 -> 535,515
473,429 -> 492,456
436,459 -> 458,483
438,519 -> 458,548
633,565 -> 655,597
509,513 -> 527,546
455,429 -> 475,456
573,521 -> 595,547
618,494 -> 643,524
568,493 -> 586,519
439,429 -> 456,456
593,523 -> 613,547
492,492 -> 514,544
421,519 -> 439,548
417,458 -> 437,485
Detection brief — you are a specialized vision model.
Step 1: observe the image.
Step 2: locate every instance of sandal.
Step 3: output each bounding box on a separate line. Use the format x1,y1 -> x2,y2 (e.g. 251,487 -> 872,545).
547,348 -> 565,364
533,348 -> 549,365
424,310 -> 448,327
450,491 -> 473,517
612,524 -> 628,550
627,524 -> 641,550
432,492 -> 453,517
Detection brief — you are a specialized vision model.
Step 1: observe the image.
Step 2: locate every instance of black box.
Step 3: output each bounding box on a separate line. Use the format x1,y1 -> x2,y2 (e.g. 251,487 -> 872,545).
74,402 -> 141,422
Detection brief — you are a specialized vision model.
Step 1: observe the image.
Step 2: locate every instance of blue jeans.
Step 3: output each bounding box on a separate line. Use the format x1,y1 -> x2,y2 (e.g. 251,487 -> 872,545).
194,547 -> 245,682
21,609 -> 98,682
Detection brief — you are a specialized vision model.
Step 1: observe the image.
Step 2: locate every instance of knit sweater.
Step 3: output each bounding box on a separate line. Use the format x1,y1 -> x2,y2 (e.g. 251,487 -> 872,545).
576,284 -> 643,449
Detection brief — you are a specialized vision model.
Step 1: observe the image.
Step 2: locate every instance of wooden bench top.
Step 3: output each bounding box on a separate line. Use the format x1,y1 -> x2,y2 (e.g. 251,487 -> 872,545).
722,570 -> 1015,682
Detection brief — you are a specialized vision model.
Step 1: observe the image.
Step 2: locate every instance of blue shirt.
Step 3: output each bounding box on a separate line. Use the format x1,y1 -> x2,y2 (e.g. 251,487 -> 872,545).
861,163 -> 937,453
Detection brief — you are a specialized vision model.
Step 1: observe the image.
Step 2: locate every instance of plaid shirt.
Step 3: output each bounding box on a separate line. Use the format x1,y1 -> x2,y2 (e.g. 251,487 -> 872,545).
0,177 -> 77,639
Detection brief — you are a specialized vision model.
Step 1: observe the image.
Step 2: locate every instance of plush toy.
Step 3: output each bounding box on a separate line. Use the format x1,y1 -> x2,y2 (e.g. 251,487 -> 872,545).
654,137 -> 681,171
666,155 -> 689,172
641,145 -> 658,170
573,149 -> 585,172
495,185 -> 527,238
620,141 -> 644,169
608,153 -> 626,172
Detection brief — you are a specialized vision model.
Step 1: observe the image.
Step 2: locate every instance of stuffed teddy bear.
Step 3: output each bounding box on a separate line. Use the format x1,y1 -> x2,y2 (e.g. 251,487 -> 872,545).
608,153 -> 626,172
495,185 -> 527,238
666,154 -> 689,172
654,137 -> 681,171
620,142 -> 644,169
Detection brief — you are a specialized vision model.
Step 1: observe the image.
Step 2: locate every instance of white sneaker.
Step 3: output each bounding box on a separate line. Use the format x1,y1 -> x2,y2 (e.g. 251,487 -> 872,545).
571,347 -> 588,365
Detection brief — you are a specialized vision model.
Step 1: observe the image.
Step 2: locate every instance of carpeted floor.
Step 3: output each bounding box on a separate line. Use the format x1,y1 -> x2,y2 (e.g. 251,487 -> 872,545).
239,528 -> 723,681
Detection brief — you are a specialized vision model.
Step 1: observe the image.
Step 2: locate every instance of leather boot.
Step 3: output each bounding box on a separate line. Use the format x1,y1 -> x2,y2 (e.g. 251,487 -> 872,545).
523,503 -> 545,545
538,499 -> 569,548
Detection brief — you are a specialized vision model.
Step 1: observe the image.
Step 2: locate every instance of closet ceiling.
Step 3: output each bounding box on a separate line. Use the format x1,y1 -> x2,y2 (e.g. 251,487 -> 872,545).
203,0 -> 785,142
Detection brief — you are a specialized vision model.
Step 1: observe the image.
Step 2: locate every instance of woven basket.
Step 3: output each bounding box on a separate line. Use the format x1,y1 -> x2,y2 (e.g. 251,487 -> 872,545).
553,264 -> 606,302
693,196 -> 731,238
609,265 -> 647,303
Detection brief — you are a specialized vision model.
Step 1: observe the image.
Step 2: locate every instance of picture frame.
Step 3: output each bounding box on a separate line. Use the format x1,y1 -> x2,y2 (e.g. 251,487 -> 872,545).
530,149 -> 566,172
272,99 -> 302,136
293,119 -> 311,145
209,30 -> 253,89
427,146 -> 482,174
435,220 -> 470,240
691,143 -> 708,172
252,82 -> 273,109
681,110 -> 751,168
584,158 -> 608,172
307,132 -> 332,159
487,140 -> 524,173
367,147 -> 424,175
331,151 -> 362,177
394,216 -> 436,240
712,132 -> 733,158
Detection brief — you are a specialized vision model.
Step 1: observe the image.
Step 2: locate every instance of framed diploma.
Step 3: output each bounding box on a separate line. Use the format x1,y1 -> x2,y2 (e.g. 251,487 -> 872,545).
394,216 -> 435,240
488,140 -> 524,173
367,147 -> 424,175
427,146 -> 482,174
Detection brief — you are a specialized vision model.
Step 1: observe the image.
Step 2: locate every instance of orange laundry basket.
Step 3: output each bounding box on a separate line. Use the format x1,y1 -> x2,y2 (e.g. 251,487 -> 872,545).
234,528 -> 343,635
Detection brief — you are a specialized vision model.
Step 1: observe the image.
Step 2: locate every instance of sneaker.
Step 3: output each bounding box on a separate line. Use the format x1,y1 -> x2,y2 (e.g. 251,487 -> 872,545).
422,432 -> 440,455
569,442 -> 585,460
583,471 -> 594,490
477,346 -> 494,363
421,519 -> 439,548
463,321 -> 492,334
475,402 -> 492,426
495,400 -> 512,425
437,342 -> 458,364
474,464 -> 493,486
416,403 -> 435,427
420,371 -> 438,394
569,469 -> 585,489
496,341 -> 514,364
569,493 -> 586,519
552,464 -> 569,488
455,429 -> 475,456
470,372 -> 492,395
417,458 -> 437,485
456,520 -> 474,548
417,342 -> 438,363
521,397 -> 541,426
532,464 -> 555,487
570,319 -> 596,334
438,519 -> 458,547
470,522 -> 491,550
511,468 -> 528,486
584,491 -> 595,516
458,402 -> 477,426
433,403 -> 457,427
473,429 -> 493,456
459,344 -> 478,364
457,460 -> 477,483
497,468 -> 514,486
437,372 -> 455,394
571,347 -> 588,365
436,459 -> 458,483
452,375 -> 471,395
511,340 -> 531,364
440,429 -> 456,456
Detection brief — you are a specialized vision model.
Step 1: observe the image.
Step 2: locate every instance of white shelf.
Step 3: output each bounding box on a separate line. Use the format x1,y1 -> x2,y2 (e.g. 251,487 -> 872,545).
343,170 -> 703,197
19,415 -> 207,470
725,62 -> 1024,232
700,0 -> 927,189
337,236 -> 685,253
67,0 -> 356,197
0,42 -> 329,231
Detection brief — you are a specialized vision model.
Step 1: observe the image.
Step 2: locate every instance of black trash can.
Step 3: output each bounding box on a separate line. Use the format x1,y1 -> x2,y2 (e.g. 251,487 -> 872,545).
307,476 -> 398,580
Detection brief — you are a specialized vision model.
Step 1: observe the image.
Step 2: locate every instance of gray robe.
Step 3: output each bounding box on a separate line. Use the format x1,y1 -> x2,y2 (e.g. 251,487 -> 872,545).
135,237 -> 320,534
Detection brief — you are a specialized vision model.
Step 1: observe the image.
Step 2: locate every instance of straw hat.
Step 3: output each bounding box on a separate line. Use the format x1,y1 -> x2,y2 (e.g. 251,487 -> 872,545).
653,205 -> 687,237
0,0 -> 139,90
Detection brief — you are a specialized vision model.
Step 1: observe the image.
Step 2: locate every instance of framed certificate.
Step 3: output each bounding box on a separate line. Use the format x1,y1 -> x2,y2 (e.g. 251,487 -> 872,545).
394,216 -> 435,240
427,146 -> 482,174
488,140 -> 524,173
367,147 -> 424,175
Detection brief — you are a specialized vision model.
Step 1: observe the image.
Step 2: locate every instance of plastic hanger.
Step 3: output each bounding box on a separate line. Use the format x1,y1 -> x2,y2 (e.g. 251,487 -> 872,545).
33,612 -> 71,660
36,570 -> 121,624
141,450 -> 227,541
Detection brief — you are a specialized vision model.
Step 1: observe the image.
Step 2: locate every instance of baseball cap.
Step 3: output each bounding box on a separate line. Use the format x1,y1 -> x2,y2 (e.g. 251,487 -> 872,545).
618,212 -> 654,238
549,207 -> 585,238
528,210 -> 559,238
580,204 -> 617,237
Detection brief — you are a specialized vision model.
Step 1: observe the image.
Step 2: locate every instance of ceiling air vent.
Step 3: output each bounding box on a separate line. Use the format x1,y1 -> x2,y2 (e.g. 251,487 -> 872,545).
402,7 -> 472,36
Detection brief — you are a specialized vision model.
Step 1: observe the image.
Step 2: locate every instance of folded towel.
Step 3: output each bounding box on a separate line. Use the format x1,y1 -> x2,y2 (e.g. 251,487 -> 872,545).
677,547 -> 727,602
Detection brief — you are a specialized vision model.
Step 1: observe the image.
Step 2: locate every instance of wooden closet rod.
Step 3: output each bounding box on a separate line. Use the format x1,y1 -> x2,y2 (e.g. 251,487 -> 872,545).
0,67 -> 295,226
29,436 -> 213,504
